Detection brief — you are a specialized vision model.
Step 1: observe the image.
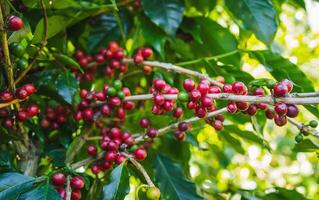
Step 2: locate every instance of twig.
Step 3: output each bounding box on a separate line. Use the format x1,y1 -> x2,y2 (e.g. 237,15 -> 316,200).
66,175 -> 72,200
14,0 -> 48,84
290,92 -> 319,97
129,157 -> 155,187
70,152 -> 104,170
0,98 -> 25,108
287,118 -> 319,139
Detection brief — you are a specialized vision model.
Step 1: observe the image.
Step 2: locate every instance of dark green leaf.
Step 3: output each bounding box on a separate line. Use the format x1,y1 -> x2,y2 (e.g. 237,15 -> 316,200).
19,183 -> 61,200
293,139 -> 319,152
219,130 -> 245,154
0,152 -> 15,173
153,154 -> 203,200
102,163 -> 130,200
185,0 -> 216,15
225,0 -> 277,44
48,149 -> 66,167
263,187 -> 309,200
54,54 -> 83,73
54,71 -> 80,105
141,0 -> 184,36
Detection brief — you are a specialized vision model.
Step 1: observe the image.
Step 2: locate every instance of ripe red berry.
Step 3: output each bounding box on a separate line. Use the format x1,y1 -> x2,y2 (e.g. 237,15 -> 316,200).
79,58 -> 88,67
141,48 -> 153,58
73,111 -> 82,121
17,110 -> 28,121
82,108 -> 94,120
232,82 -> 247,95
273,83 -> 288,97
236,101 -> 249,111
143,65 -> 152,73
227,102 -> 237,113
7,16 -> 23,31
257,103 -> 268,110
55,186 -> 66,199
109,97 -> 121,107
134,147 -> 147,161
95,91 -> 106,101
70,176 -> 85,190
212,120 -> 223,131
247,105 -> 257,116
95,54 -> 105,63
187,101 -> 197,110
216,76 -> 225,83
209,86 -> 221,94
3,118 -> 14,128
114,49 -> 124,60
16,88 -> 28,99
109,127 -> 122,139
172,107 -> 183,118
174,130 -> 185,141
223,84 -> 233,93
147,128 -> 158,138
40,118 -> 50,128
253,88 -> 265,96
133,53 -> 144,64
195,106 -> 207,118
215,114 -> 225,122
140,117 -> 150,128
74,50 -> 84,60
71,190 -> 82,200
105,151 -> 117,162
91,164 -> 101,174
197,83 -> 209,95
178,122 -> 189,131
27,104 -> 39,116
101,104 -> 111,116
1,91 -> 14,102
183,78 -> 195,92
153,94 -> 165,105
116,154 -> 126,164
117,108 -> 126,120
286,104 -> 299,118
52,173 -> 65,185
108,41 -> 119,52
265,110 -> 275,119
153,79 -> 166,92
201,96 -> 213,107
274,103 -> 287,116
274,114 -> 287,126
23,84 -> 35,95
123,101 -> 135,110
280,79 -> 293,93
87,144 -> 97,156
189,89 -> 201,101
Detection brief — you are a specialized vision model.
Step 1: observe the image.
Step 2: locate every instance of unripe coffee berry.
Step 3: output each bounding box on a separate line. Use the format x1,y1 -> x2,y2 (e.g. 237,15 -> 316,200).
146,187 -> 161,200
309,120 -> 318,128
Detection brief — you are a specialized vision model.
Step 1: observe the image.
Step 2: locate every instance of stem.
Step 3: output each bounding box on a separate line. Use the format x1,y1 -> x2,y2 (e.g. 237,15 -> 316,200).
70,152 -> 104,170
287,118 -> 319,139
0,1 -> 15,92
113,11 -> 126,45
129,157 -> 155,187
174,49 -> 240,66
0,98 -> 25,108
290,92 -> 319,97
14,0 -> 48,84
66,175 -> 72,200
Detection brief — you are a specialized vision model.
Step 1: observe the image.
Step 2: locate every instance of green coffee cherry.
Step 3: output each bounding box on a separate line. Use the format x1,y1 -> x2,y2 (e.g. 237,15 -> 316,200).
107,87 -> 117,96
266,79 -> 276,89
117,91 -> 125,100
295,133 -> 303,143
10,43 -> 25,57
146,187 -> 161,200
16,59 -> 28,69
178,91 -> 189,102
309,120 -> 318,128
113,80 -> 123,90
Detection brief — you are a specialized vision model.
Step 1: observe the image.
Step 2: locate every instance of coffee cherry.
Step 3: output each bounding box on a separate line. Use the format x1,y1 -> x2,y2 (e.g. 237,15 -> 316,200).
154,94 -> 165,105
140,117 -> 150,128
223,84 -> 233,93
87,144 -> 97,156
197,83 -> 209,95
40,118 -> 50,128
295,133 -> 303,143
133,53 -> 144,64
105,151 -> 117,162
71,190 -> 82,200
74,50 -> 84,60
27,104 -> 39,116
274,103 -> 287,116
265,110 -> 275,119
116,108 -> 126,120
1,91 -> 14,102
143,65 -> 152,73
70,176 -> 85,189
101,160 -> 113,171
253,88 -> 265,96
212,120 -> 223,131
174,130 -> 185,141
109,97 -> 121,107
177,92 -> 189,102
3,118 -> 14,128
23,84 -> 35,95
153,79 -> 166,92
73,111 -> 82,121
7,16 -> 23,31
134,147 -> 147,161
108,41 -> 119,52
147,128 -> 158,138
201,96 -> 213,107
247,105 -> 257,116
109,127 -> 122,139
95,54 -> 105,63
17,110 -> 28,121
273,83 -> 288,97
16,88 -> 28,99
274,114 -> 287,126
309,120 -> 318,128
232,82 -> 247,95
195,106 -> 206,118
55,186 -> 66,199
209,86 -> 221,94
227,102 -> 237,113
107,87 -> 117,96
101,104 -> 111,116
172,107 -> 183,118
95,91 -> 106,101
163,101 -> 173,111
215,114 -> 225,122
216,76 -> 225,83
178,122 -> 189,131
146,187 -> 161,200
141,48 -> 153,58
116,154 -> 126,164
280,79 -> 293,93
183,79 -> 195,92
91,164 -> 101,175
113,80 -> 123,90
236,101 -> 249,111
82,108 -> 94,120
187,101 -> 197,110
286,104 -> 299,118
257,103 -> 268,110
0,108 -> 9,118
189,89 -> 201,101
114,49 -> 124,60
79,58 -> 88,67
52,173 -> 65,185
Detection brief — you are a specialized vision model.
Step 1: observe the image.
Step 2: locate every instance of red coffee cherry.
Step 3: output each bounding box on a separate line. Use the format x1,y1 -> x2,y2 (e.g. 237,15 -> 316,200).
95,54 -> 105,63
105,150 -> 117,162
141,48 -> 153,58
201,96 -> 213,107
265,110 -> 275,119
143,65 -> 152,73
73,111 -> 82,121
116,154 -> 127,164
163,100 -> 173,111
253,88 -> 265,96
197,83 -> 209,95
133,53 -> 144,64
95,91 -> 106,101
27,104 -> 39,117
70,176 -> 85,189
247,105 -> 257,116
280,79 -> 293,93
109,127 -> 122,139
147,128 -> 158,138
71,190 -> 82,200
17,110 -> 28,121
153,79 -> 166,92
274,103 -> 287,116
134,147 -> 147,161
178,122 -> 189,131
183,78 -> 195,92
195,106 -> 207,118
82,108 -> 94,120
16,88 -> 28,99
114,49 -> 125,60
187,101 -> 197,110
286,104 -> 299,118
101,104 -> 111,116
232,82 -> 247,95
87,144 -> 97,156
109,97 -> 121,107
274,114 -> 287,126
116,108 -> 126,120
1,91 -> 14,102
91,164 -> 101,175
140,117 -> 150,128
172,107 -> 183,118
55,186 -> 66,199
223,84 -> 233,93
3,118 -> 14,129
100,160 -> 113,171
154,94 -> 165,105
174,130 -> 185,141
212,120 -> 223,131
257,103 -> 268,110
79,58 -> 88,67
74,50 -> 84,60
23,84 -> 35,95
273,83 -> 288,97
7,16 -> 24,31
0,108 -> 9,118
209,86 -> 221,94
227,102 -> 237,113
40,118 -> 50,128
236,101 -> 249,111
189,89 -> 201,101
52,173 -> 65,185
215,114 -> 225,122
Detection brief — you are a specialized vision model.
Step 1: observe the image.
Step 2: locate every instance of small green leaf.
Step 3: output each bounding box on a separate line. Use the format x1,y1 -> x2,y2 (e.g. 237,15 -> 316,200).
54,71 -> 80,105
0,152 -> 15,173
225,0 -> 278,44
141,0 -> 184,36
153,154 -> 203,200
293,139 -> 319,152
102,163 -> 130,200
54,54 -> 83,73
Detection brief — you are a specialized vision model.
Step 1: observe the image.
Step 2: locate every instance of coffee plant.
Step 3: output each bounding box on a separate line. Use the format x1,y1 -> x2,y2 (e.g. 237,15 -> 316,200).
0,0 -> 319,199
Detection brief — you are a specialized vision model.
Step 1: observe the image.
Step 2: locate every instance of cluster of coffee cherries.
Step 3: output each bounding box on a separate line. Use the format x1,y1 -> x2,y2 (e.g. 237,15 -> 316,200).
40,106 -> 71,129
86,127 -> 148,175
74,80 -> 135,122
10,42 -> 29,69
7,15 -> 24,31
150,78 -> 179,115
51,173 -> 85,200
0,84 -> 35,103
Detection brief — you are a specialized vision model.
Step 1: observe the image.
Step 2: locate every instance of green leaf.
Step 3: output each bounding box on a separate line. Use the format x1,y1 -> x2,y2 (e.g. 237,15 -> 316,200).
0,152 -> 15,173
225,0 -> 277,44
184,0 -> 216,16
293,139 -> 319,152
33,15 -> 67,44
102,163 -> 130,200
141,0 -> 184,36
264,187 -> 309,200
219,130 -> 245,154
153,154 -> 203,200
54,71 -> 80,105
8,19 -> 32,44
22,0 -> 80,9
54,54 -> 83,73
48,149 -> 66,167
0,173 -> 35,200
19,183 -> 61,200
195,17 -> 240,66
